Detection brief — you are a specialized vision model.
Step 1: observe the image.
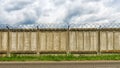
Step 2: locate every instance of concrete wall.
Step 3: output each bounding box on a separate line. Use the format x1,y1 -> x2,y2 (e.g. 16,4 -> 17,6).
0,29 -> 120,54
100,31 -> 120,52
69,31 -> 98,52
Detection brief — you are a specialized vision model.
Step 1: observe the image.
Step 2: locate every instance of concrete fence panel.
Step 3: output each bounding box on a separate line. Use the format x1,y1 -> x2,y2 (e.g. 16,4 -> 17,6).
31,32 -> 37,51
1,32 -> 8,51
60,31 -> 67,51
11,32 -> 17,51
46,31 -> 53,51
114,32 -> 120,50
39,31 -> 46,51
53,31 -> 60,51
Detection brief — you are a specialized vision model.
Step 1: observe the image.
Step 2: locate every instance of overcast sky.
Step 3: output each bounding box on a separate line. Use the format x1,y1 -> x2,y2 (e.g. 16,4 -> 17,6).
0,0 -> 120,25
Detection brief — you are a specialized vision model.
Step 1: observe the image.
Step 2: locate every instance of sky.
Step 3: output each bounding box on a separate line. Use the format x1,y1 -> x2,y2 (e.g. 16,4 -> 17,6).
0,0 -> 120,26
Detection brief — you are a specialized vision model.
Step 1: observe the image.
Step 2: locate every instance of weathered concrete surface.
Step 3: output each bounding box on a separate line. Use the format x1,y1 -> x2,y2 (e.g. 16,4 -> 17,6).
1,29 -> 120,54
0,61 -> 120,68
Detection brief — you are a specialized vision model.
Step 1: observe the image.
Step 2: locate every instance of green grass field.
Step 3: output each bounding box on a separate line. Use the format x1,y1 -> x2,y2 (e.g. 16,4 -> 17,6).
0,54 -> 120,61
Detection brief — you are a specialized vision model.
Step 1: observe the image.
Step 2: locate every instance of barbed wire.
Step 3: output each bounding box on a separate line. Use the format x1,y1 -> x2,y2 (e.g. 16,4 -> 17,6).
0,23 -> 120,29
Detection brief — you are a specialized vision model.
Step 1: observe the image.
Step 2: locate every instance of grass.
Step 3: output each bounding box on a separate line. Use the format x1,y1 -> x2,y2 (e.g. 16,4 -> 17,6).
0,54 -> 120,61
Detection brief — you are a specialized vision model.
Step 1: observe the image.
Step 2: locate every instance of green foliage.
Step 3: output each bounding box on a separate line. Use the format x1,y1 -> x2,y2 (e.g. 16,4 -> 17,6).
0,54 -> 120,61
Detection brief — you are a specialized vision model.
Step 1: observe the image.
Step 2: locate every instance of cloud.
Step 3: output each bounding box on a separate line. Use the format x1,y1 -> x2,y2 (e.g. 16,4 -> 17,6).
0,0 -> 120,26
